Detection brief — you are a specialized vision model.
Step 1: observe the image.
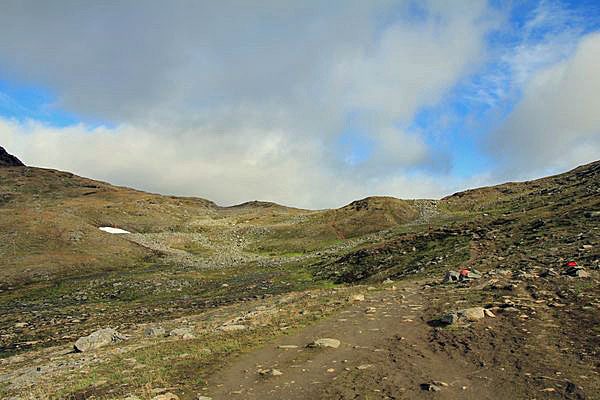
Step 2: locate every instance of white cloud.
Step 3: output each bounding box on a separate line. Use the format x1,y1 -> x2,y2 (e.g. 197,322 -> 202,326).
0,1 -> 504,208
1,116 -> 469,208
488,32 -> 600,176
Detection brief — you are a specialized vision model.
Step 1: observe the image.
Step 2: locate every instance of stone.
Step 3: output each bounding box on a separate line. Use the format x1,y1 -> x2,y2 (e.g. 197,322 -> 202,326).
357,364 -> 373,370
14,322 -> 28,328
196,396 -> 213,400
151,393 -> 179,400
365,307 -> 377,314
307,338 -> 341,349
170,328 -> 195,338
575,270 -> 590,278
420,383 -> 442,392
258,368 -> 283,376
440,312 -> 458,325
441,307 -> 486,325
144,327 -> 166,337
483,309 -> 496,318
74,328 -> 124,352
219,324 -> 247,332
349,294 -> 365,302
566,266 -> 590,278
277,345 -> 299,349
461,307 -> 485,321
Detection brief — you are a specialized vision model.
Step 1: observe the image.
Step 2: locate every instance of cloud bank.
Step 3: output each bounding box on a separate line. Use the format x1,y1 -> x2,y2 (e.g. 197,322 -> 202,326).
488,32 -> 600,177
0,1 -> 598,208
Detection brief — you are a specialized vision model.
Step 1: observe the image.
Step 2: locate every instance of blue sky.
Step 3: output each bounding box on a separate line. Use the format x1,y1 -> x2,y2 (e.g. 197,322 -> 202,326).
0,0 -> 599,208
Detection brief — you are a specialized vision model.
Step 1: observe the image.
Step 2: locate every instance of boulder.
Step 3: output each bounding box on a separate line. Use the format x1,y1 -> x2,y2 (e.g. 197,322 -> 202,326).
440,307 -> 486,325
258,368 -> 283,376
307,338 -> 341,349
461,307 -> 485,321
565,266 -> 589,278
169,328 -> 195,339
151,394 -> 179,400
74,328 -> 124,352
440,312 -> 459,325
144,327 -> 166,337
575,269 -> 590,278
219,324 -> 246,332
349,294 -> 365,302
484,309 -> 496,318
420,383 -> 442,392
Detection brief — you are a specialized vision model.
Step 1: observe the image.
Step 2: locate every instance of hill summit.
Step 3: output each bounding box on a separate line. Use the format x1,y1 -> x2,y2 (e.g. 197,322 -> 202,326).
0,146 -> 24,167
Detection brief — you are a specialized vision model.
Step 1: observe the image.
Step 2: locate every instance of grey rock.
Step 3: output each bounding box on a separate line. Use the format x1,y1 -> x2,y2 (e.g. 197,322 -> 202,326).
566,266 -> 589,278
461,307 -> 485,321
258,368 -> 283,376
441,307 -> 486,325
170,328 -> 195,339
144,327 -> 166,337
218,324 -> 246,332
440,312 -> 458,325
575,269 -> 590,278
420,383 -> 442,392
307,338 -> 341,349
151,394 -> 179,400
74,328 -> 124,352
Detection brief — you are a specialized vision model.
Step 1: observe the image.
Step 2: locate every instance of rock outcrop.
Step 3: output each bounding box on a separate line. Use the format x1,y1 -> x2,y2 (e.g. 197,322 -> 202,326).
74,328 -> 125,352
0,146 -> 25,167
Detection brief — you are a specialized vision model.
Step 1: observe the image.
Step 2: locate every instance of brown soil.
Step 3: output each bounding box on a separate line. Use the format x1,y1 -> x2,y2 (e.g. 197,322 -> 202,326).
205,276 -> 600,400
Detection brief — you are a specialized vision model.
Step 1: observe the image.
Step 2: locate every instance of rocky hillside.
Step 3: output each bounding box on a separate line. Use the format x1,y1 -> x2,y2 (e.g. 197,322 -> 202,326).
0,146 -> 24,167
0,158 -> 599,400
316,160 -> 600,283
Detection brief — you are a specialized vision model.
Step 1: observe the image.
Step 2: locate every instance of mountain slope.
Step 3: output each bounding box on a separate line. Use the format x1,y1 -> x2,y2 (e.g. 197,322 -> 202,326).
0,146 -> 24,167
0,166 -> 218,285
1,159 -> 599,399
316,160 -> 600,283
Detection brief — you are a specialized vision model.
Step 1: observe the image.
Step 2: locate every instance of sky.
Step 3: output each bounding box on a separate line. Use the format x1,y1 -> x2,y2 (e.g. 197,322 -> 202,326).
0,0 -> 599,209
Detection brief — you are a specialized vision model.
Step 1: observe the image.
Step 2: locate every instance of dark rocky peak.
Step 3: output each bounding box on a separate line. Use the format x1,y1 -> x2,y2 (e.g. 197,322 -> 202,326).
0,146 -> 25,167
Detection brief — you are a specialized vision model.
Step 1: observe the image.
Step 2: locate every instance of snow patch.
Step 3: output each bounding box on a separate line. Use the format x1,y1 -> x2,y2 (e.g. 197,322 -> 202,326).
99,227 -> 131,234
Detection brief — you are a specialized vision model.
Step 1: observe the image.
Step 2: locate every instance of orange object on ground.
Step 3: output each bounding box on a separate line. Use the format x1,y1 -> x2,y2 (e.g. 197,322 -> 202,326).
459,268 -> 470,276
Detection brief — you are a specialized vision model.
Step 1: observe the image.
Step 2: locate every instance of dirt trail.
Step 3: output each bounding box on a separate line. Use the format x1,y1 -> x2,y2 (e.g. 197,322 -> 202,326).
205,282 -> 498,400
